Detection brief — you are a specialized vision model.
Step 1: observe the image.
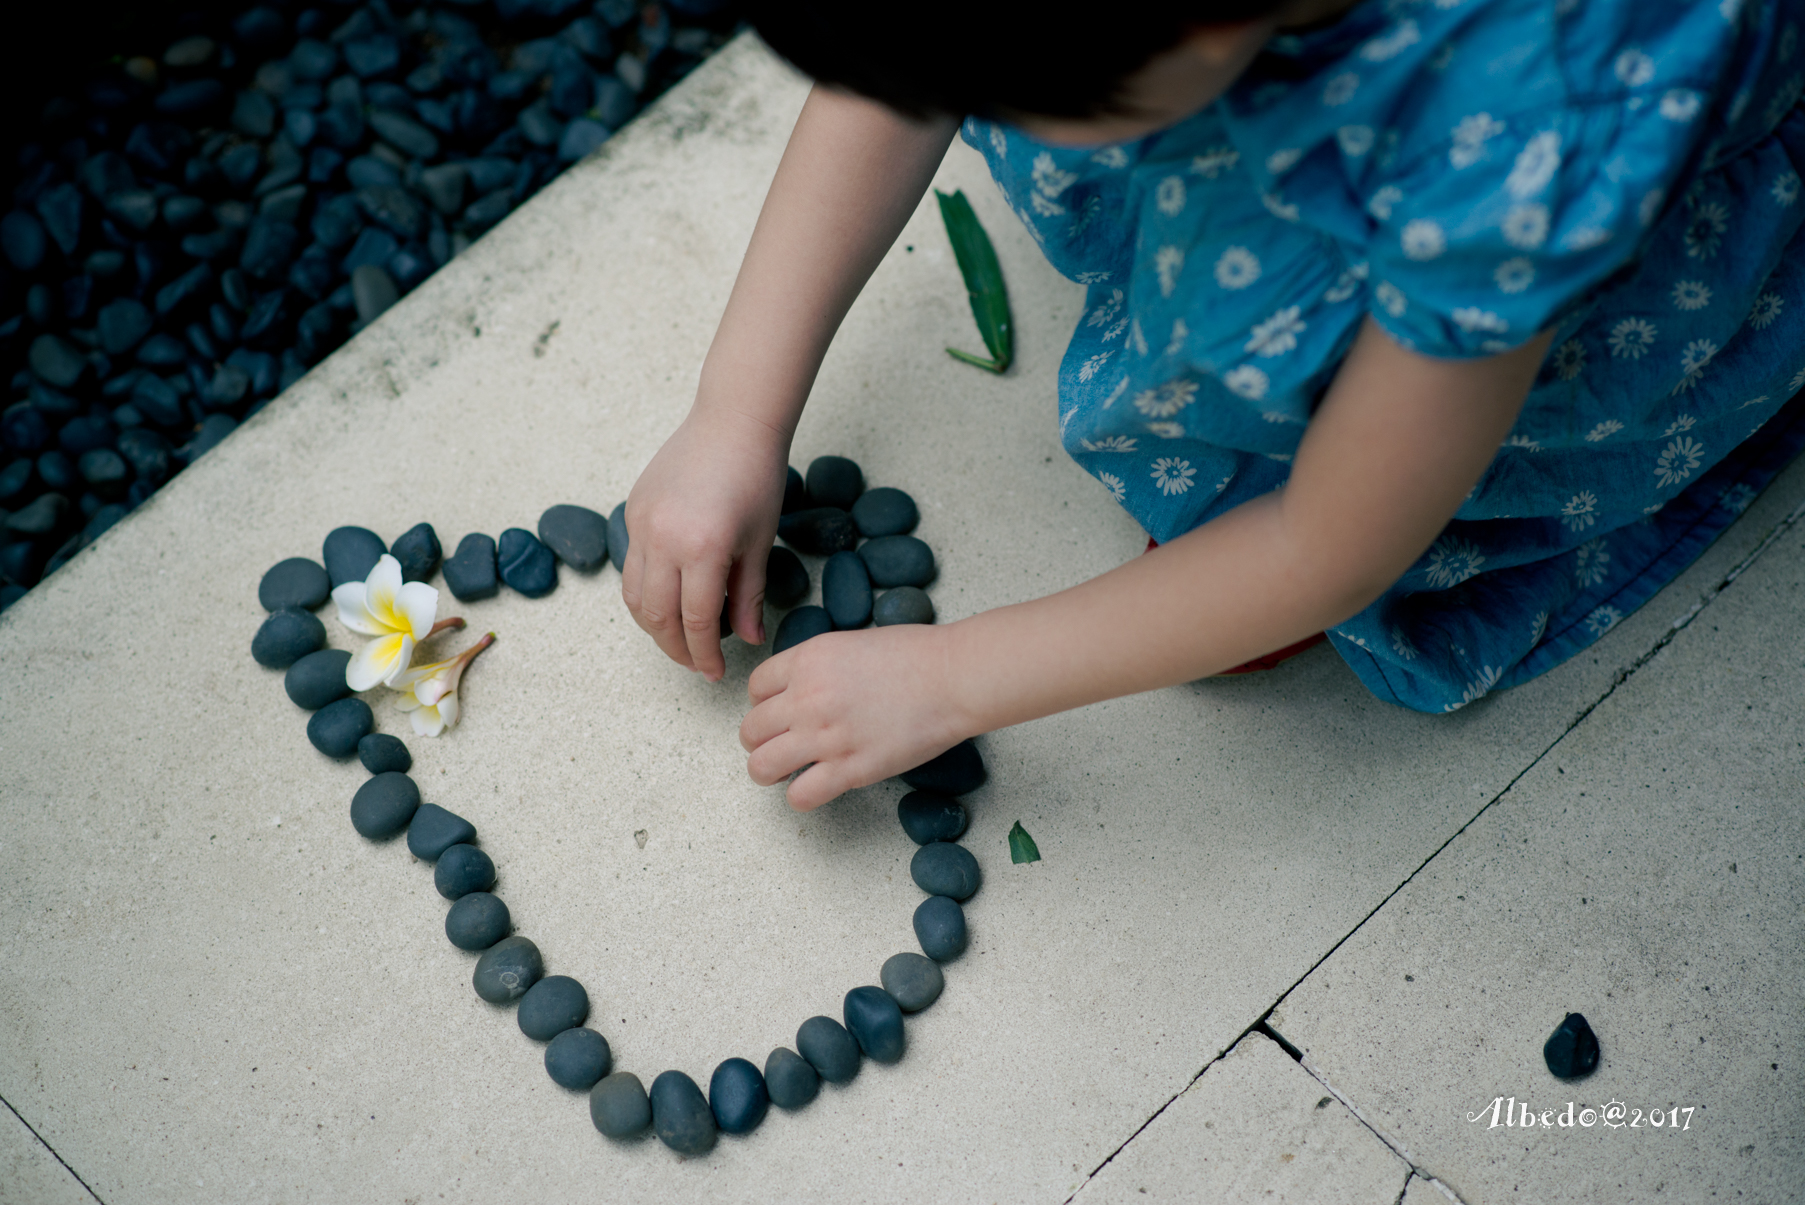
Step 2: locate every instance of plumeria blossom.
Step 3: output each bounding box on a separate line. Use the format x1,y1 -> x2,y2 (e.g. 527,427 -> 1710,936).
394,632 -> 496,736
334,554 -> 441,691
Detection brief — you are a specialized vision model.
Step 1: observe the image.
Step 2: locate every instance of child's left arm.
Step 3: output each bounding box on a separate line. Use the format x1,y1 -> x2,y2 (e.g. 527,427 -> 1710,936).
742,319 -> 1553,809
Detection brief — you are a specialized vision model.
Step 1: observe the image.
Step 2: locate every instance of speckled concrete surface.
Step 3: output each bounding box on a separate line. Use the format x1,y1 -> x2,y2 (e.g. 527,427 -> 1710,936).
0,1104 -> 93,1205
1,33 -> 1800,1205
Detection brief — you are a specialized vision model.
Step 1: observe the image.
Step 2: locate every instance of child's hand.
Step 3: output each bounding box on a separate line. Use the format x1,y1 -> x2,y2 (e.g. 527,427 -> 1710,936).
739,623 -> 975,811
621,406 -> 790,681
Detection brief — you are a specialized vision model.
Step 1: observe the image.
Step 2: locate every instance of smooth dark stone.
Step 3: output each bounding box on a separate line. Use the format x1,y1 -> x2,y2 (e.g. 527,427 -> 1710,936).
344,155 -> 398,191
0,585 -> 26,610
1543,1013 -> 1601,1080
781,465 -> 806,514
312,194 -> 363,248
322,525 -> 386,587
596,73 -> 636,129
59,417 -> 115,457
3,405 -> 50,455
519,975 -> 589,1041
443,533 -> 498,601
219,143 -> 264,190
81,151 -> 138,202
881,952 -> 944,1012
858,535 -> 936,588
183,414 -> 238,463
473,935 -> 542,1002
772,606 -> 831,654
558,119 -> 609,162
765,546 -> 808,610
23,465 -> 73,506
463,189 -> 512,230
240,220 -> 301,282
796,1016 -> 860,1084
77,449 -> 128,498
464,158 -> 516,196
709,1058 -> 769,1134
83,505 -> 127,544
777,507 -> 857,556
105,191 -> 161,233
390,522 -> 441,583
537,504 -> 608,569
763,1047 -> 819,1110
821,550 -> 871,630
309,147 -> 344,184
260,557 -> 332,611
406,802 -> 475,861
1,542 -> 47,588
498,527 -> 557,597
164,195 -> 210,233
285,648 -> 353,709
418,163 -> 467,217
357,186 -> 424,238
874,586 -> 935,627
157,80 -> 229,118
260,183 -> 309,226
562,17 -> 615,61
307,695 -> 373,758
35,184 -> 84,257
346,264 -> 396,324
897,791 -> 968,845
914,895 -> 968,961
95,301 -> 153,357
547,1028 -> 613,1091
357,732 -> 411,775
345,36 -> 402,80
850,486 -> 919,537
61,276 -> 95,323
317,103 -> 366,149
387,244 -> 432,292
137,334 -> 189,369
211,302 -> 244,346
0,461 -> 32,504
590,1072 -> 651,1138
252,607 -> 327,668
435,843 -> 496,900
901,738 -> 987,796
233,90 -> 278,139
369,110 -> 438,159
843,986 -> 905,1063
606,502 -> 629,569
204,364 -> 251,409
517,100 -> 564,148
1,212 -> 47,272
240,289 -> 298,351
88,249 -> 129,278
118,428 -> 173,488
350,771 -> 420,838
911,841 -> 982,901
649,1070 -> 716,1155
31,335 -> 87,389
805,455 -> 864,510
446,892 -> 511,951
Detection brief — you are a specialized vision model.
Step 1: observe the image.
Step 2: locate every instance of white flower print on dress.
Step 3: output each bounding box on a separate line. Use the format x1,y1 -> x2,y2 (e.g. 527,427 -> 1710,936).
1069,195 -> 1103,238
1450,112 -> 1506,168
1097,471 -> 1125,501
1654,435 -> 1706,487
1261,409 -> 1298,424
1133,379 -> 1199,418
1585,419 -> 1625,442
1675,339 -> 1717,393
1191,147 -> 1240,178
1529,610 -> 1549,647
1585,605 -> 1623,636
1262,192 -> 1301,222
1337,125 -> 1375,157
1683,201 -> 1729,259
1774,171 -> 1801,206
1504,434 -> 1542,452
1614,48 -> 1655,86
1223,365 -> 1269,400
1574,538 -> 1611,587
1740,393 -> 1770,409
1322,72 -> 1360,106
1146,421 -> 1185,439
1792,365 -> 1805,393
1361,19 -> 1420,61
1080,435 -> 1138,453
1663,414 -> 1698,436
1765,74 -> 1804,128
1151,457 -> 1198,496
1561,490 -> 1599,531
1503,204 -> 1550,249
1721,482 -> 1758,514
1390,626 -> 1418,660
1507,131 -> 1562,198
1101,376 -> 1130,408
1246,306 -> 1306,357
1266,148 -> 1303,175
1607,317 -> 1657,358
1214,246 -> 1261,290
1494,257 -> 1535,293
1324,261 -> 1368,303
1367,185 -> 1404,220
1128,319 -> 1148,357
1443,664 -> 1503,712
1454,308 -> 1510,334
989,125 -> 1008,158
1551,339 -> 1586,379
1165,319 -> 1188,356
1156,176 -> 1186,216
1375,281 -> 1408,317
1154,246 -> 1184,297
1424,537 -> 1486,587
1031,152 -> 1079,202
1671,280 -> 1712,310
1030,192 -> 1065,217
1086,289 -> 1124,329
1077,352 -> 1112,382
1659,89 -> 1703,121
1401,219 -> 1446,260
1090,145 -> 1128,169
1074,271 -> 1112,284
1102,318 -> 1129,342
1749,293 -> 1784,329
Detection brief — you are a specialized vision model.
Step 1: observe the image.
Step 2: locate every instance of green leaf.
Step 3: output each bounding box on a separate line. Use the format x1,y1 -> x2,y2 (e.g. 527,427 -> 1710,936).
936,189 -> 1013,374
1007,820 -> 1041,865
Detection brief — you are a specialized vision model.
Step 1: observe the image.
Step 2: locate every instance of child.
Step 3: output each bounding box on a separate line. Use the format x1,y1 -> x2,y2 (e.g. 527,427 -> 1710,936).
620,0 -> 1805,809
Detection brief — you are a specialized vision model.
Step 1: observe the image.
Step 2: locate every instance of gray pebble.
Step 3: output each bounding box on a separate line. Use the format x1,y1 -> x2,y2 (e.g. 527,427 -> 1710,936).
850,487 -> 918,537
858,535 -> 935,588
897,791 -> 968,844
259,556 -> 331,611
252,607 -> 326,668
804,455 -> 863,509
350,771 -> 420,839
796,1015 -> 860,1084
390,522 -> 441,583
777,507 -> 857,555
911,841 -> 981,901
873,586 -> 934,627
650,1070 -> 716,1155
590,1071 -> 651,1138
546,1027 -> 612,1091
445,892 -> 511,951
322,525 -> 386,587
914,895 -> 967,961
443,533 -> 498,601
285,648 -> 352,710
843,986 -> 905,1063
821,550 -> 871,629
901,738 -> 987,796
473,935 -> 542,1003
357,732 -> 411,775
606,502 -> 629,569
708,1057 -> 769,1134
773,605 -> 831,653
764,1046 -> 819,1110
537,504 -> 609,569
519,975 -> 589,1040
406,803 -> 476,862
434,843 -> 495,899
781,465 -> 806,514
498,527 -> 557,597
307,696 -> 372,758
765,545 -> 808,610
881,952 -> 944,1012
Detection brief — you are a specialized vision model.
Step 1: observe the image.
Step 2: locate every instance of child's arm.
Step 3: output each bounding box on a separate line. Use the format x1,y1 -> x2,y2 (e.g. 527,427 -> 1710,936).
621,87 -> 957,679
742,321 -> 1553,809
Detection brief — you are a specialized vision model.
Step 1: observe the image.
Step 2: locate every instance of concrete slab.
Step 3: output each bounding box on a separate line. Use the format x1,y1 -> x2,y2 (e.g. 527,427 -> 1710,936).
1268,515 -> 1805,1202
1,30 -> 1800,1205
0,1102 -> 93,1205
1073,1032 -> 1409,1203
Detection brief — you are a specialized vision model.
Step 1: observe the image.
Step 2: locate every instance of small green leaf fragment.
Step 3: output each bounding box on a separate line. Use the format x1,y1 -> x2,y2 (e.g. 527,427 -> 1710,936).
936,188 -> 1013,374
1008,820 -> 1041,865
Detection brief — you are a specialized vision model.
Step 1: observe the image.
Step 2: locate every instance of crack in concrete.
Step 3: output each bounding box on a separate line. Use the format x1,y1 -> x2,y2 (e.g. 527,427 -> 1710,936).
0,1091 -> 106,1204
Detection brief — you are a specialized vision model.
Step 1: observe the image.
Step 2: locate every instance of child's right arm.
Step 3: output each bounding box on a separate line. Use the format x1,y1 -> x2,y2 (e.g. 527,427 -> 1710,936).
621,86 -> 958,680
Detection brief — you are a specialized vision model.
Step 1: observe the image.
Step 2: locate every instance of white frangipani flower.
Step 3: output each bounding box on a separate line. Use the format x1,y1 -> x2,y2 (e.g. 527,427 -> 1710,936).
334,554 -> 441,691
394,632 -> 496,736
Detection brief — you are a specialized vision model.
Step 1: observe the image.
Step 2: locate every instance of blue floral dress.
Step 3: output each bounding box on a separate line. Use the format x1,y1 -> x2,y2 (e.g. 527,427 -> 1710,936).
966,0 -> 1805,712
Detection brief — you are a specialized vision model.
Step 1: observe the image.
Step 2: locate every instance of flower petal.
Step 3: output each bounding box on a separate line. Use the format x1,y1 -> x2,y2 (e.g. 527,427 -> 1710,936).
347,633 -> 407,692
332,582 -> 388,636
391,657 -> 450,691
394,692 -> 423,712
394,580 -> 439,642
379,634 -> 415,687
362,555 -> 405,629
435,692 -> 458,731
411,702 -> 445,737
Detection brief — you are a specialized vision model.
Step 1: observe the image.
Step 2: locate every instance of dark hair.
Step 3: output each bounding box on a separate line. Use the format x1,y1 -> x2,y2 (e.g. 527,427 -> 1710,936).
745,1 -> 1286,121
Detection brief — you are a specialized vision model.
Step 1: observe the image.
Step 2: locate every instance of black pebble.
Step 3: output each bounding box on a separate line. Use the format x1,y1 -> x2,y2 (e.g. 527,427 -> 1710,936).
357,732 -> 411,775
764,1047 -> 819,1110
859,535 -> 936,588
519,975 -> 589,1041
285,648 -> 353,709
901,738 -> 987,796
805,455 -> 864,509
546,1028 -> 613,1091
390,522 -> 442,583
777,507 -> 857,555
606,501 -> 629,569
709,1057 -> 769,1134
911,841 -> 982,901
443,533 -> 498,601
1543,1013 -> 1600,1079
821,551 -> 872,629
898,791 -> 968,844
498,527 -> 557,597
843,986 -> 905,1063
252,607 -> 326,668
765,545 -> 808,610
914,895 -> 967,962
322,525 -> 386,587
851,487 -> 919,537
537,504 -> 609,569
446,892 -> 511,951
781,465 -> 806,514
591,1071 -> 651,1137
435,843 -> 496,899
773,606 -> 832,654
308,696 -> 373,758
473,935 -> 542,1003
881,952 -> 944,1012
796,1015 -> 860,1084
259,557 -> 331,611
406,803 -> 476,862
650,1070 -> 717,1155
350,771 -> 420,839
874,586 -> 935,627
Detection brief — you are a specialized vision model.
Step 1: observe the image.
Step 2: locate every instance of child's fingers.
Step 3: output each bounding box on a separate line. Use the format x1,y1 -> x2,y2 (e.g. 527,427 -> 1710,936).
785,760 -> 853,812
725,555 -> 767,647
738,692 -> 789,753
678,560 -> 731,681
746,648 -> 789,705
746,730 -> 811,787
630,557 -> 694,669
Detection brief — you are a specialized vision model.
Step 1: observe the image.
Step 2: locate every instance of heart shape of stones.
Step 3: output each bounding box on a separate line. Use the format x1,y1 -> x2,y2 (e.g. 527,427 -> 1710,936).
251,457 -> 988,1154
